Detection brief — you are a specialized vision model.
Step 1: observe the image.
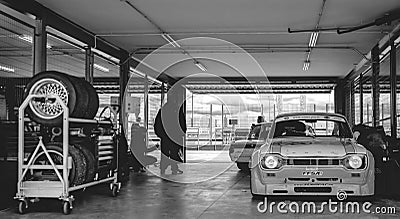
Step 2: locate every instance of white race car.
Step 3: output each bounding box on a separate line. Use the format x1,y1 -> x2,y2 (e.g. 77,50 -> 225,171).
250,112 -> 375,197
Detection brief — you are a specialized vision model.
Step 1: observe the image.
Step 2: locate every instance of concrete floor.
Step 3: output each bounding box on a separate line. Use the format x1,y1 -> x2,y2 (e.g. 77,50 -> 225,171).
1,153 -> 400,218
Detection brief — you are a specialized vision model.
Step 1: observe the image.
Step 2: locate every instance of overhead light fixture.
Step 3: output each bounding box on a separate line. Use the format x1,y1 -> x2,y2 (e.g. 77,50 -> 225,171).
161,33 -> 181,48
194,61 -> 207,72
18,34 -> 52,49
395,35 -> 400,44
380,46 -> 391,59
303,61 -> 310,71
0,64 -> 15,73
94,64 -> 109,72
308,32 -> 319,48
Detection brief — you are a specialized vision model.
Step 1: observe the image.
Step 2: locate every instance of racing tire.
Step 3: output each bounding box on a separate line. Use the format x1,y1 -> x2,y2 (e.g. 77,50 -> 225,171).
24,71 -> 78,125
74,143 -> 96,183
81,79 -> 99,119
237,162 -> 250,171
67,76 -> 90,119
29,142 -> 87,186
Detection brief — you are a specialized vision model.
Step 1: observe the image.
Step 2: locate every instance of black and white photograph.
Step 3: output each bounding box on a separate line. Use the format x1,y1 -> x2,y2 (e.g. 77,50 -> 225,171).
1,0 -> 400,218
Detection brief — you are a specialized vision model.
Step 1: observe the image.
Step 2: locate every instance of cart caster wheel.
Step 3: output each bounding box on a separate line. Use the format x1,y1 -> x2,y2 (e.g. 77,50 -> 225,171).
18,201 -> 28,214
62,201 -> 72,215
111,185 -> 119,197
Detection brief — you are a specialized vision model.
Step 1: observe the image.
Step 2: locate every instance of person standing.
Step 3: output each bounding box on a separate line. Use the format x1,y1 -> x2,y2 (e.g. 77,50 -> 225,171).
154,89 -> 186,175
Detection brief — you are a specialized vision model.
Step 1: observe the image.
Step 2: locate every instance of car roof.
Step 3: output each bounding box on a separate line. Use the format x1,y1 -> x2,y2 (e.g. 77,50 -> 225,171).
276,112 -> 346,119
252,121 -> 273,126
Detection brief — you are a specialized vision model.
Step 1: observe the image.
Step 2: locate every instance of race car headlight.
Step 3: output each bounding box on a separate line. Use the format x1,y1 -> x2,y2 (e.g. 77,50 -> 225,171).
343,154 -> 366,169
261,155 -> 282,169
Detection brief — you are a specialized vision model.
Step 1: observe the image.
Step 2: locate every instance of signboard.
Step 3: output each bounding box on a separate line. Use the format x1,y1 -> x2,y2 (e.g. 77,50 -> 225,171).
110,96 -> 119,105
229,119 -> 238,125
125,96 -> 141,115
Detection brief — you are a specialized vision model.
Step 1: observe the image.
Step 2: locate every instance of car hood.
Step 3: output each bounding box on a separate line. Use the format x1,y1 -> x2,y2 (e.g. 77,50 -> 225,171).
262,137 -> 364,157
230,139 -> 265,148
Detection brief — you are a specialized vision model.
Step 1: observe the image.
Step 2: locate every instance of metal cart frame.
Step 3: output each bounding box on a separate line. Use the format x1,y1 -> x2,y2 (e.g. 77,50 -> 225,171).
14,94 -> 121,214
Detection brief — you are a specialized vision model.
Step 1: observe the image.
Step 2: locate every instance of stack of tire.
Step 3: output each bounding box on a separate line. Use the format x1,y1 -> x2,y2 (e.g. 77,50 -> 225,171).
24,71 -> 99,186
24,70 -> 99,125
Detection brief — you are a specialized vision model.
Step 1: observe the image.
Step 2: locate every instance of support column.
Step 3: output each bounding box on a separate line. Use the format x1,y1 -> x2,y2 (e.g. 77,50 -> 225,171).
144,75 -> 149,134
161,82 -> 165,106
334,79 -> 345,114
191,93 -> 194,127
33,18 -> 47,74
359,74 -> 364,124
371,45 -> 380,127
350,82 -> 355,125
172,85 -> 187,163
390,40 -> 397,138
119,51 -> 130,130
85,48 -> 94,83
182,88 -> 187,162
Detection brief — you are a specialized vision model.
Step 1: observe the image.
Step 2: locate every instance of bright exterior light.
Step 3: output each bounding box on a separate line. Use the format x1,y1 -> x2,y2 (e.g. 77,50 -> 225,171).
263,155 -> 279,169
94,64 -> 110,72
348,155 -> 363,169
18,34 -> 52,49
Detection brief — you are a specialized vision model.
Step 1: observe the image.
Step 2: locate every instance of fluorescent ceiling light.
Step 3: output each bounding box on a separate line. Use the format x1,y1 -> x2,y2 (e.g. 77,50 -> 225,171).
302,61 -> 310,71
129,67 -> 162,85
0,64 -> 15,73
18,34 -> 52,49
94,64 -> 109,72
308,32 -> 319,48
194,61 -> 207,72
161,33 -> 181,48
379,46 -> 391,59
395,36 -> 400,44
381,46 -> 391,56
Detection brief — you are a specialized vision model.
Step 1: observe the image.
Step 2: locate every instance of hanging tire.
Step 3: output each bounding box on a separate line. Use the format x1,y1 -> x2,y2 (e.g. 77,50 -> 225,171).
29,142 -> 87,186
81,79 -> 99,119
74,143 -> 96,183
24,71 -> 77,125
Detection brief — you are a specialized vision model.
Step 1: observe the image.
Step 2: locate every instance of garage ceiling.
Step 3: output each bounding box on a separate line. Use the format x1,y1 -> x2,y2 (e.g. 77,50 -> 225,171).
13,0 -> 400,78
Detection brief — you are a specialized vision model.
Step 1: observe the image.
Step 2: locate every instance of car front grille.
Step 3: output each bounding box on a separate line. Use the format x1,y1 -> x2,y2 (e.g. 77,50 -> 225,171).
286,158 -> 340,166
294,187 -> 332,193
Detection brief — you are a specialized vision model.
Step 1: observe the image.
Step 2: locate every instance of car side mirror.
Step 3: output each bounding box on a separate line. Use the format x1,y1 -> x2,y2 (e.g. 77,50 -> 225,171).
353,131 -> 360,141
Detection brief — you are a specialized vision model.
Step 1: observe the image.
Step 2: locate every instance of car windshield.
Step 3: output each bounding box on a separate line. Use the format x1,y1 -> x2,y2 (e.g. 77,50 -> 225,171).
272,116 -> 352,138
248,123 -> 271,140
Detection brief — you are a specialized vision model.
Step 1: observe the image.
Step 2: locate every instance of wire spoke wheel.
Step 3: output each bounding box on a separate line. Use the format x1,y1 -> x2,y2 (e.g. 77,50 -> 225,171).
30,147 -> 73,182
28,78 -> 69,120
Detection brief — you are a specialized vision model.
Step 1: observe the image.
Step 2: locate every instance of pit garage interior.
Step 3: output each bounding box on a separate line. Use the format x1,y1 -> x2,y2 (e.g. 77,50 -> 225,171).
1,0 -> 400,218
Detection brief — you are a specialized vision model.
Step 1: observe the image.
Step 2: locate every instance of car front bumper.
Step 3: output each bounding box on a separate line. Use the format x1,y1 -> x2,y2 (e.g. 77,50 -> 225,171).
251,165 -> 374,196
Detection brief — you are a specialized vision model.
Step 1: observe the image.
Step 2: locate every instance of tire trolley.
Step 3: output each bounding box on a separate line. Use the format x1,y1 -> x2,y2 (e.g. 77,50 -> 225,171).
14,94 -> 121,215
